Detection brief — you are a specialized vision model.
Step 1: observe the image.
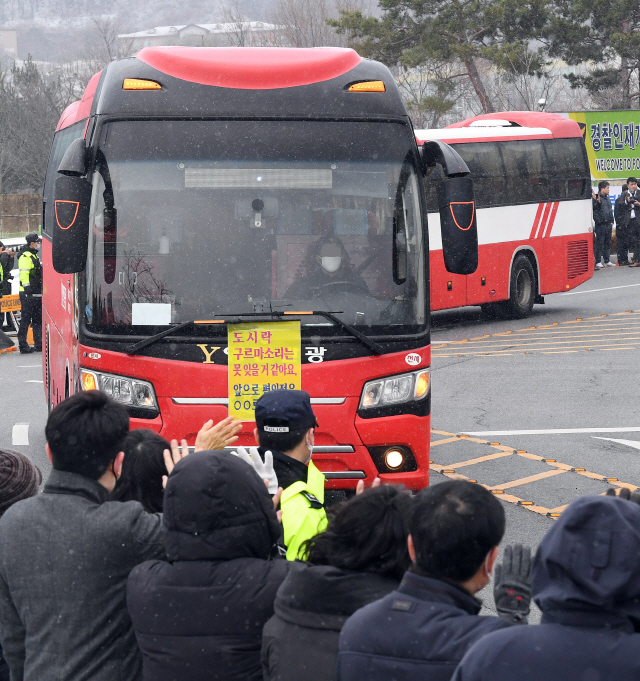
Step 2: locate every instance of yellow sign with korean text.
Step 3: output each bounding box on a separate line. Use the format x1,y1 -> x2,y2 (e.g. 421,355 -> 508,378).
228,321 -> 301,421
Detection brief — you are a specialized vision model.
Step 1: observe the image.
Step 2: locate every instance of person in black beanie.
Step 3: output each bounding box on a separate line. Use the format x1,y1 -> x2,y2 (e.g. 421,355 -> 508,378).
0,448 -> 41,681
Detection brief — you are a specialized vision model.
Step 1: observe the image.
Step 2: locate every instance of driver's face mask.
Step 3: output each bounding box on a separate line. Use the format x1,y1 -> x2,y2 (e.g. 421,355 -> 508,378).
321,256 -> 341,273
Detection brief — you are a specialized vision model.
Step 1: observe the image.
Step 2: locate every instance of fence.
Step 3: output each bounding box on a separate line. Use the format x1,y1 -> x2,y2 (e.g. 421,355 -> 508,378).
0,194 -> 42,238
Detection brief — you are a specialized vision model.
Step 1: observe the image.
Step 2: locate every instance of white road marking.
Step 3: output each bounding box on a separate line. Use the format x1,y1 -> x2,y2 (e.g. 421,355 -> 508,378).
431,340 -> 465,345
18,365 -> 40,368
460,427 -> 640,436
11,424 -> 29,446
593,437 -> 640,450
562,283 -> 640,296
25,380 -> 43,383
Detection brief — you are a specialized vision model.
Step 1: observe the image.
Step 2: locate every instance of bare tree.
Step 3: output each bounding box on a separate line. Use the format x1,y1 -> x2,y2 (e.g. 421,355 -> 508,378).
220,0 -> 251,46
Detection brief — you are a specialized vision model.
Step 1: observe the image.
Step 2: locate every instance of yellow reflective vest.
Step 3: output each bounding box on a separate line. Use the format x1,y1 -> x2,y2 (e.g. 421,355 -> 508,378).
280,459 -> 328,561
18,250 -> 40,292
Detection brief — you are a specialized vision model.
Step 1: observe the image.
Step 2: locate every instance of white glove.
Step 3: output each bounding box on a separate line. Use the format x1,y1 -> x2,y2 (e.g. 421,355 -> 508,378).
233,446 -> 279,494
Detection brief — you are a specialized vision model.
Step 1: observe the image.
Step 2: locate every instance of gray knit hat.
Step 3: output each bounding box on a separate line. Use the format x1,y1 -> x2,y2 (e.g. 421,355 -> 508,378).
0,449 -> 41,517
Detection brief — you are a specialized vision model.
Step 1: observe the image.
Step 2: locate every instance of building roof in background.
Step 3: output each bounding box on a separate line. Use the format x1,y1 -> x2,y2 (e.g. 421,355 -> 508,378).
119,22 -> 278,39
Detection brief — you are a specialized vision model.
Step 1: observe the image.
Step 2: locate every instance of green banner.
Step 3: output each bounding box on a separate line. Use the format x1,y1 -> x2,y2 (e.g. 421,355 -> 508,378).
568,111 -> 640,180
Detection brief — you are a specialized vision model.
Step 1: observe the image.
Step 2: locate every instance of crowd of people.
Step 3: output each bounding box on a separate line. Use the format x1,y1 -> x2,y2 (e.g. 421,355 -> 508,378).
0,388 -> 637,681
593,176 -> 640,268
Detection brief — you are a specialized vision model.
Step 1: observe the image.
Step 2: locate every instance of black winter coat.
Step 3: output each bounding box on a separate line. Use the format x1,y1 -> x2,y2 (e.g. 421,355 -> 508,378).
593,192 -> 614,226
127,451 -> 290,681
262,563 -> 398,681
615,194 -> 631,230
452,495 -> 640,681
336,570 -> 511,681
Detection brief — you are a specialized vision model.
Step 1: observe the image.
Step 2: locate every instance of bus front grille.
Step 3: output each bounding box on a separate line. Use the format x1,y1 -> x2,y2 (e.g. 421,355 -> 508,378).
567,240 -> 589,279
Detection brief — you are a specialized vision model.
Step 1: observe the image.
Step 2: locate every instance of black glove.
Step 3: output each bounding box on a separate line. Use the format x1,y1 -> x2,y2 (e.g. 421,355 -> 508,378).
494,543 -> 532,624
606,487 -> 640,504
23,285 -> 32,297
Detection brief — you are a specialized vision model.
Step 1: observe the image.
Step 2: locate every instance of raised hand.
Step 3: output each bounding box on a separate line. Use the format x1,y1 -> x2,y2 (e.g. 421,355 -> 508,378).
195,416 -> 242,452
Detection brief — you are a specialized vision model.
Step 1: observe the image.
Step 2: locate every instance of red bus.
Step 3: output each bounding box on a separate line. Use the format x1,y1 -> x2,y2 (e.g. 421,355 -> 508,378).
416,112 -> 593,318
42,47 -> 477,491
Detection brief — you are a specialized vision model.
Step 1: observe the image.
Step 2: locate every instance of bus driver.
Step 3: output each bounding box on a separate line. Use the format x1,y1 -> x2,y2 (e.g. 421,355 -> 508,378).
285,236 -> 369,300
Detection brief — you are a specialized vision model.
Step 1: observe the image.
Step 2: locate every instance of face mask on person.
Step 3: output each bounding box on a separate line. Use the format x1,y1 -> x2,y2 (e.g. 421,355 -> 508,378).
321,256 -> 341,273
304,432 -> 314,464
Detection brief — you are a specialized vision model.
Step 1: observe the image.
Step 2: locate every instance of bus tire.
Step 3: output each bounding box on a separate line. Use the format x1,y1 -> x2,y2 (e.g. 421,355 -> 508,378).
504,254 -> 536,319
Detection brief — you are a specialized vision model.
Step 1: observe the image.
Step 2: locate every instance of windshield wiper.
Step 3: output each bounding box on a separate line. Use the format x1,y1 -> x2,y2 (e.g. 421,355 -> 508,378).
126,310 -> 384,357
126,321 -> 194,355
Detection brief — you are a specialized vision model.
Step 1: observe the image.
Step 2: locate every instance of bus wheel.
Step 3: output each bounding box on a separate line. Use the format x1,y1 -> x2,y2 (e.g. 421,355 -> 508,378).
504,255 -> 536,319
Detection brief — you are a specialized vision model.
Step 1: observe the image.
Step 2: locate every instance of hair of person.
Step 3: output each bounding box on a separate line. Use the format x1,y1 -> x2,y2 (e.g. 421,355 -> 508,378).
258,426 -> 309,453
110,429 -> 169,513
0,448 -> 41,516
410,480 -> 505,583
628,176 -> 637,184
623,184 -> 628,192
45,390 -> 130,480
301,485 -> 413,580
598,180 -> 609,190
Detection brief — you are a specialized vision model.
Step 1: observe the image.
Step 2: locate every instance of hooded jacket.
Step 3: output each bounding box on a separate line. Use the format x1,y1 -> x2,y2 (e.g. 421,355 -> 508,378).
452,495 -> 640,681
262,563 -> 398,681
336,570 -> 511,681
126,451 -> 290,681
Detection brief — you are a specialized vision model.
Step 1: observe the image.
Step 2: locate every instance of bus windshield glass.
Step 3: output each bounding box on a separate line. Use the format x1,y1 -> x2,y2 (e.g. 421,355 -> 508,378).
85,120 -> 426,339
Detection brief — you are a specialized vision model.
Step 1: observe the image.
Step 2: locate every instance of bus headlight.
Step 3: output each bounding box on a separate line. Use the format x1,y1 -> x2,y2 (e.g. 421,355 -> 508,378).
80,369 -> 158,410
359,369 -> 430,410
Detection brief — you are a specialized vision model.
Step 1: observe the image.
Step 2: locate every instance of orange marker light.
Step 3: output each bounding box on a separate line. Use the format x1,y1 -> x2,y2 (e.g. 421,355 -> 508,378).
123,78 -> 162,90
81,371 -> 97,391
348,80 -> 385,92
415,371 -> 430,398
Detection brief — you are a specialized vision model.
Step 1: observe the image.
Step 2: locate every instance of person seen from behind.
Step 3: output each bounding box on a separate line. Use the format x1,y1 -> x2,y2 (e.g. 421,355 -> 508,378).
127,450 -> 288,681
0,242 -> 15,330
0,448 -> 41,681
615,184 -> 631,266
336,480 -> 532,681
0,391 -> 168,681
262,484 -> 412,681
250,390 -> 328,560
17,233 -> 42,353
593,181 -> 614,269
111,416 -> 242,512
452,490 -> 640,681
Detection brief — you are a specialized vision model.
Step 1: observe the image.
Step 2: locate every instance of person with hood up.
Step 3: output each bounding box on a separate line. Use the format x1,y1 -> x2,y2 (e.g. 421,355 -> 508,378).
451,491 -> 640,681
126,450 -> 289,681
262,484 -> 412,681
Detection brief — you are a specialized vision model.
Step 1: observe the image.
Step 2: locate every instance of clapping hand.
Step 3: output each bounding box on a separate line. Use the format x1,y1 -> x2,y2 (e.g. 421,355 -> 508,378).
162,439 -> 190,488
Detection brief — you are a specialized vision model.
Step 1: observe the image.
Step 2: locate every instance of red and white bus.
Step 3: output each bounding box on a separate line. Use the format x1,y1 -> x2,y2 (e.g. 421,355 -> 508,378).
41,47 -> 478,491
416,112 -> 593,317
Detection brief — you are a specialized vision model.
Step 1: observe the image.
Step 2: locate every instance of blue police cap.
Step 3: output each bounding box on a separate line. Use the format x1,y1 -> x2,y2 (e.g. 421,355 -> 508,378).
255,390 -> 318,433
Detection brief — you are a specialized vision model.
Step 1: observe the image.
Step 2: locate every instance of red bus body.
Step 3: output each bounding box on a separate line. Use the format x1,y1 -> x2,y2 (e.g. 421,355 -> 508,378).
42,48 -> 436,490
417,112 -> 593,313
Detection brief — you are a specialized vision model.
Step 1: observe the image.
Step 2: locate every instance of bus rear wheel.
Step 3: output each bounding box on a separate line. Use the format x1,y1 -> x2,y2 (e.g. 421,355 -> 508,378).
504,255 -> 536,319
481,255 -> 536,320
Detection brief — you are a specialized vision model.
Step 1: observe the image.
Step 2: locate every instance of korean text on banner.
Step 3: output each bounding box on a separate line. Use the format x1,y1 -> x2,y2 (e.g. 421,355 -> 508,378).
228,321 -> 301,421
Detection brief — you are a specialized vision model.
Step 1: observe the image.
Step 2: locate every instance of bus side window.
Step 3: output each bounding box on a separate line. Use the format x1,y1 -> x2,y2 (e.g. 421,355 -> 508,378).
451,143 -> 503,209
42,121 -> 86,235
544,139 -> 591,201
500,140 -> 548,205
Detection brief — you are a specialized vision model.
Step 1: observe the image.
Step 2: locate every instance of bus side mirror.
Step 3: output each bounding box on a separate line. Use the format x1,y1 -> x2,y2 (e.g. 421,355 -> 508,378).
57,138 -> 87,177
437,176 -> 478,275
52,174 -> 92,273
420,140 -> 470,177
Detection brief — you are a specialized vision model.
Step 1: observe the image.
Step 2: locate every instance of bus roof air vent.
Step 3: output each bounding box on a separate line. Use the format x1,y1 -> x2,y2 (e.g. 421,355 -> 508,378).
468,119 -> 522,127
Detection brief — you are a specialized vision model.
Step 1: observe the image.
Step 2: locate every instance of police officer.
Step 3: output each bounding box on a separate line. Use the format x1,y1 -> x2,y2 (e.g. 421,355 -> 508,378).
253,390 -> 328,560
17,233 -> 42,354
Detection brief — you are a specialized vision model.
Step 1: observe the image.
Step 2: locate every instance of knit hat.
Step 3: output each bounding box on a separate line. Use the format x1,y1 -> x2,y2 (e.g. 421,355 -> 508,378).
0,449 -> 41,517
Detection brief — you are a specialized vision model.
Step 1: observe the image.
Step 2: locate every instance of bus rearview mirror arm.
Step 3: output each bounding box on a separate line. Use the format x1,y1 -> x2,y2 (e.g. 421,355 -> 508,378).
420,140 -> 478,275
57,138 -> 87,177
420,140 -> 470,178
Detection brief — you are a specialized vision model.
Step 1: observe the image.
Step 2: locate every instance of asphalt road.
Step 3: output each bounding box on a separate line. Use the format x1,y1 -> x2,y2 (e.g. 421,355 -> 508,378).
2,263 -> 639,620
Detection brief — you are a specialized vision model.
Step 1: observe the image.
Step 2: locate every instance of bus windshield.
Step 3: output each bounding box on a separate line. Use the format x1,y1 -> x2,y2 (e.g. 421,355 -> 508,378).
85,119 -> 426,339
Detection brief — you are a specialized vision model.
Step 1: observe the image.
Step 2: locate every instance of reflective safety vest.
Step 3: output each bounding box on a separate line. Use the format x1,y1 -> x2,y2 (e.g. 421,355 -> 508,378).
280,459 -> 328,561
19,250 -> 42,295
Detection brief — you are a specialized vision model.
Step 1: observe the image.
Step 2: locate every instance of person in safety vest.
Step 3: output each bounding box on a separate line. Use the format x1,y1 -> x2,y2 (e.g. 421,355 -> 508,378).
17,233 -> 42,354
253,390 -> 327,560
